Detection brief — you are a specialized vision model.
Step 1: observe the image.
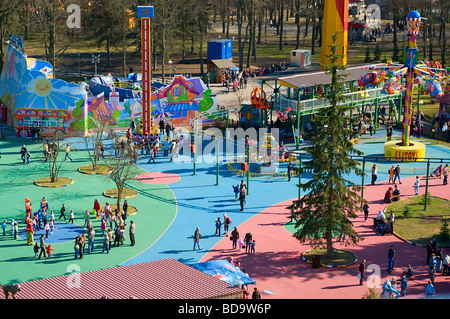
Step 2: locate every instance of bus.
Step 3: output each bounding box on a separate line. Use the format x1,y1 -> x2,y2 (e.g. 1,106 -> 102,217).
14,108 -> 72,139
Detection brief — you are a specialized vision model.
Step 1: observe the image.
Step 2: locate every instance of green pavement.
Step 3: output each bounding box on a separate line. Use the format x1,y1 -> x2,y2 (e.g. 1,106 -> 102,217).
0,138 -> 177,284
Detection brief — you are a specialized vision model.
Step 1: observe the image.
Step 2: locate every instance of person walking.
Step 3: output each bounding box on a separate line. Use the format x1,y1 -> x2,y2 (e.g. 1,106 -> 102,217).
358,260 -> 366,285
363,202 -> 369,222
38,234 -> 46,259
443,164 -> 448,185
193,227 -> 202,251
425,281 -> 435,298
287,162 -> 292,181
88,227 -> 95,253
74,240 -> 80,260
244,231 -> 253,254
251,287 -> 261,299
64,144 -> 73,161
239,191 -> 245,211
79,234 -> 86,259
371,164 -> 377,185
387,245 -> 396,273
102,234 -> 110,253
20,144 -> 27,164
400,276 -> 408,297
67,209 -> 74,224
59,204 -> 67,220
223,214 -> 231,236
46,244 -> 54,259
393,165 -> 402,184
107,228 -> 113,251
442,254 -> 450,276
129,220 -> 135,246
215,217 -> 222,236
231,227 -> 239,249
413,176 -> 420,195
388,166 -> 395,184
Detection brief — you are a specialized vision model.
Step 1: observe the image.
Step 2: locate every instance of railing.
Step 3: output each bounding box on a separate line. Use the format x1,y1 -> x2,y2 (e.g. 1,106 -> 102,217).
273,88 -> 402,114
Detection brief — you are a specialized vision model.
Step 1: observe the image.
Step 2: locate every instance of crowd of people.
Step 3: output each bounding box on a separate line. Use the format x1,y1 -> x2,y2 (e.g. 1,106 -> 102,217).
2,194 -> 137,261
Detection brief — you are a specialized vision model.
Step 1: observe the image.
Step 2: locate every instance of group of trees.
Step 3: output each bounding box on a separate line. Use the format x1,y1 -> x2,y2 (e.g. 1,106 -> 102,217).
1,0 -> 449,77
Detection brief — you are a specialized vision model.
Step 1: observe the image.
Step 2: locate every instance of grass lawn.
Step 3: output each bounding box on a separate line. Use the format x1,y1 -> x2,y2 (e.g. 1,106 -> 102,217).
103,187 -> 138,198
100,204 -> 138,217
78,164 -> 114,174
386,194 -> 450,247
302,247 -> 357,267
34,176 -> 74,187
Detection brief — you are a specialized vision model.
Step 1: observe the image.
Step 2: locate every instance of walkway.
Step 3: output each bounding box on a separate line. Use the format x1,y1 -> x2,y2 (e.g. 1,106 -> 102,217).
200,175 -> 450,299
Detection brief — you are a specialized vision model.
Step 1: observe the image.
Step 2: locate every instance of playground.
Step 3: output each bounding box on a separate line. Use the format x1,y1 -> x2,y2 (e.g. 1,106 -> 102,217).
1,5 -> 450,300
0,102 -> 449,299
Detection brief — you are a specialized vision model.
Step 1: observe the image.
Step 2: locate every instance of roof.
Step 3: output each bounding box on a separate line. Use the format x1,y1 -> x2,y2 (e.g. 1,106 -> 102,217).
14,258 -> 243,299
209,59 -> 237,69
276,64 -> 380,89
431,92 -> 450,104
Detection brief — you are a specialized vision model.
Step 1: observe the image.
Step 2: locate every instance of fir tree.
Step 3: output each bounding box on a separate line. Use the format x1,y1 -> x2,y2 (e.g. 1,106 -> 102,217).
287,33 -> 365,258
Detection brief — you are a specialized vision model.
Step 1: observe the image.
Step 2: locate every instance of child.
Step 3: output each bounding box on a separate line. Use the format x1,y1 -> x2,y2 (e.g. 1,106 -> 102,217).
49,218 -> 54,234
26,151 -> 31,164
238,237 -> 244,252
44,222 -> 50,239
251,240 -> 256,254
425,280 -> 435,298
46,244 -> 54,259
233,185 -> 240,200
33,242 -> 39,258
1,220 -> 6,236
400,276 -> 408,297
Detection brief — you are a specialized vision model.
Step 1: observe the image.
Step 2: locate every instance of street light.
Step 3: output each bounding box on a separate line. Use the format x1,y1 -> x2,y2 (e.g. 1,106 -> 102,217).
168,60 -> 173,81
77,51 -> 81,77
418,100 -> 423,122
92,54 -> 100,75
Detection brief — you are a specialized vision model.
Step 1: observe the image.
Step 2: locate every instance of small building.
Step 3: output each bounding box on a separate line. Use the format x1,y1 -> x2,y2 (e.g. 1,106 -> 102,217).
207,39 -> 233,61
206,59 -> 238,84
290,50 -> 311,67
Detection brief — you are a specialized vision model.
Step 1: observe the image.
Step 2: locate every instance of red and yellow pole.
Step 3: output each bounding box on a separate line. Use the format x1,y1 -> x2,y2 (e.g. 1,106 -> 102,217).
137,6 -> 154,135
320,0 -> 349,69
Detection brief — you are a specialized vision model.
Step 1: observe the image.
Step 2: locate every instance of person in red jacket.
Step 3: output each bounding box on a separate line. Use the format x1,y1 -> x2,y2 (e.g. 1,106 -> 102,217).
93,199 -> 101,218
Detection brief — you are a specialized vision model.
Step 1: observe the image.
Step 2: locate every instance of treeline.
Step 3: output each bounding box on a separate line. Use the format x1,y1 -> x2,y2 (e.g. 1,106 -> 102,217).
0,0 -> 448,78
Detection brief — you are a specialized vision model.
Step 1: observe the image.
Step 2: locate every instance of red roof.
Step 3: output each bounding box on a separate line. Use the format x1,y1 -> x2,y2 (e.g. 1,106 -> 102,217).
14,258 -> 243,299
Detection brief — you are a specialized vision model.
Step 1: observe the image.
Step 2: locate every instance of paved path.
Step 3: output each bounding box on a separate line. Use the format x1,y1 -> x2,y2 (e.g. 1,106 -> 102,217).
200,175 -> 450,299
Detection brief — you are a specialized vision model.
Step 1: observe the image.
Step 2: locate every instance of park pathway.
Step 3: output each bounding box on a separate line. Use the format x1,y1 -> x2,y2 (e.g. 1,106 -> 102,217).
200,175 -> 450,299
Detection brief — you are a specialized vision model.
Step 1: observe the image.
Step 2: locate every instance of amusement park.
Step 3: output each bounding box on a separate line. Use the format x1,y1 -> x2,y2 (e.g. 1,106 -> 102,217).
0,0 -> 449,305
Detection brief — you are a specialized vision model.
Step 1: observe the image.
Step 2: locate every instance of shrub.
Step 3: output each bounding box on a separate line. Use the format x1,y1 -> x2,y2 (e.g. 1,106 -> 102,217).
440,218 -> 450,241
362,288 -> 379,299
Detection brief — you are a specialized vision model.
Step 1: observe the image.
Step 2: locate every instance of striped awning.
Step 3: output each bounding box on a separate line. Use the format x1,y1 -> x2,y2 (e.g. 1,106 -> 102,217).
162,103 -> 198,113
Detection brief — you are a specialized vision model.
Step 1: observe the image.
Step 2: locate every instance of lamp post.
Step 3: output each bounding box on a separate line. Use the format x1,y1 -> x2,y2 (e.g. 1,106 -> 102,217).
418,99 -> 423,123
168,60 -> 173,82
77,51 -> 81,77
92,54 -> 100,75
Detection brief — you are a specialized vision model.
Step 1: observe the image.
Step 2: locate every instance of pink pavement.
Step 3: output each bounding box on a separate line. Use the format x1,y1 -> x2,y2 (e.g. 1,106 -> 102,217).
200,175 -> 450,299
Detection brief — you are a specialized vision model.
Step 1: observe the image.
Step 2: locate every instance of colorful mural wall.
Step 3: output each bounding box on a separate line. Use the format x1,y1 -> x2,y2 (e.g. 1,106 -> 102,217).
0,34 -> 87,137
0,35 -> 217,137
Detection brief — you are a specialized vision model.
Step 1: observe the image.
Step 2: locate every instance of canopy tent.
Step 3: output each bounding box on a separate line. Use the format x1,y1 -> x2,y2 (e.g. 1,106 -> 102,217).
207,59 -> 238,83
191,259 -> 256,287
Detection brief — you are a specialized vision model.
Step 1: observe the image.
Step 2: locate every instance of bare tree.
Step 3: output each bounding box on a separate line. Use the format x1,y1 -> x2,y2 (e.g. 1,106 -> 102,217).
45,134 -> 65,183
83,118 -> 108,171
106,142 -> 139,211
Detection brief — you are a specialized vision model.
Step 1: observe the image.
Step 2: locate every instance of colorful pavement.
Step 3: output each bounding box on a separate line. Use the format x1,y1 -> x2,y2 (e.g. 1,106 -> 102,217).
0,126 -> 449,299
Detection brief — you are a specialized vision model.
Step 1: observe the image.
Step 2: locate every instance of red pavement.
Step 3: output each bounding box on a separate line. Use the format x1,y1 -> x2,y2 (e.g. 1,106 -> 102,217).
200,175 -> 450,299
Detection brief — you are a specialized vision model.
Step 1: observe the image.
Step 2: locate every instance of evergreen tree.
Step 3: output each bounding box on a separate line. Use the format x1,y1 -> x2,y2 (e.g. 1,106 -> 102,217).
287,33 -> 365,258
